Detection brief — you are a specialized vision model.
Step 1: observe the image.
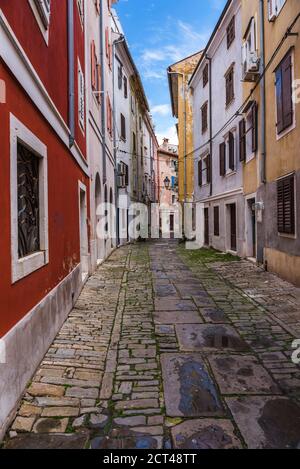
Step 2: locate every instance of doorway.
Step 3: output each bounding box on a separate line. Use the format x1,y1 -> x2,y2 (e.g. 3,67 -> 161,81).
79,183 -> 89,281
247,198 -> 256,259
204,208 -> 209,246
229,204 -> 237,252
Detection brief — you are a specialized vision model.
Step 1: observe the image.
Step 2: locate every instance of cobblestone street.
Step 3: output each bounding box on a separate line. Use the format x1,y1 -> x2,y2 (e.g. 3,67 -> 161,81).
4,241 -> 300,450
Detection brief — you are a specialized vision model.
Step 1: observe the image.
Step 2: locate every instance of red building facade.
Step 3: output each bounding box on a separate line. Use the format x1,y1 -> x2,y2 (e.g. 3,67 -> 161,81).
0,0 -> 90,436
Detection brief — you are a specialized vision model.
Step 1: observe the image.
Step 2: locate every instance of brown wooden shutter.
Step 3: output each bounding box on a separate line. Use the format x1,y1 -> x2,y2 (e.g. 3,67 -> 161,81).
121,113 -> 126,140
91,41 -> 96,90
277,175 -> 295,234
198,160 -> 203,186
252,102 -> 258,153
206,154 -> 211,184
239,119 -> 246,162
229,132 -> 235,170
214,206 -> 220,236
282,53 -> 293,130
220,143 -> 226,176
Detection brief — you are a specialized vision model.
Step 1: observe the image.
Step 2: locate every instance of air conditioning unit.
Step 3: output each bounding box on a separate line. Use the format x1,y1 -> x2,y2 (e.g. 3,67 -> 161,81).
242,44 -> 260,82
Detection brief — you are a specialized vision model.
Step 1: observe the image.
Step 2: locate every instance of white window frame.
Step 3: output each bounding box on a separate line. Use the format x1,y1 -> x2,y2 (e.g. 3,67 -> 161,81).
78,59 -> 85,133
245,108 -> 256,163
28,0 -> 51,44
224,128 -> 237,176
268,0 -> 286,22
10,114 -> 49,284
200,151 -> 210,186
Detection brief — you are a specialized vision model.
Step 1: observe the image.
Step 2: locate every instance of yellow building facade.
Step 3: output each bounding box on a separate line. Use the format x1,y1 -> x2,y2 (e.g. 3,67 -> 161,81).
242,0 -> 300,285
168,52 -> 202,204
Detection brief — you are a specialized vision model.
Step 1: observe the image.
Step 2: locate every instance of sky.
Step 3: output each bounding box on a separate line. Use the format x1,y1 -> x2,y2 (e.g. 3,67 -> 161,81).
115,0 -> 227,145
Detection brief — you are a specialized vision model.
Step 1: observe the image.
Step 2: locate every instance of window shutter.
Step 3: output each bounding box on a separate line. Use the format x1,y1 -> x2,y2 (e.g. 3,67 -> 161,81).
251,102 -> 258,153
206,154 -> 211,184
105,28 -> 109,58
91,41 -> 96,90
125,164 -> 129,186
220,143 -> 226,176
96,64 -> 101,103
229,132 -> 235,170
239,119 -> 246,162
121,113 -> 126,141
282,53 -> 293,130
198,160 -> 203,186
277,175 -> 295,234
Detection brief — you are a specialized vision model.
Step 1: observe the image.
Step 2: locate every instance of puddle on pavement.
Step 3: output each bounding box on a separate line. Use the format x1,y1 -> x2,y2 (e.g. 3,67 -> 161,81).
161,354 -> 224,417
91,428 -> 161,449
176,324 -> 249,352
258,398 -> 300,449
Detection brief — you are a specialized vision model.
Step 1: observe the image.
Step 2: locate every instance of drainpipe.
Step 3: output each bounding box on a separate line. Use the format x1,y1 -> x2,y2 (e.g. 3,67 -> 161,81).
112,34 -> 125,247
67,0 -> 75,147
207,55 -> 213,197
99,1 -> 107,184
259,0 -> 266,185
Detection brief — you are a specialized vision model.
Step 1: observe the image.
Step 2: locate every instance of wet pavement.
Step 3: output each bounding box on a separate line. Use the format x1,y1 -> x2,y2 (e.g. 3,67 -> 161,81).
3,240 -> 300,449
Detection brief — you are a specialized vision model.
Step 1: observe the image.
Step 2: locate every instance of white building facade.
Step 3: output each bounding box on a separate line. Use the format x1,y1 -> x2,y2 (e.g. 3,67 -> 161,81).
190,0 -> 245,256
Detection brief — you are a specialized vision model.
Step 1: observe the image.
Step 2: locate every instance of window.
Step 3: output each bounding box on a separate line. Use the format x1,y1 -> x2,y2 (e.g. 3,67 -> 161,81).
239,119 -> 246,162
228,131 -> 235,171
118,63 -> 123,90
277,174 -> 295,235
172,195 -> 176,205
139,116 -> 142,131
203,64 -> 209,88
124,76 -> 128,99
214,206 -> 220,236
275,51 -> 293,135
34,0 -> 51,28
78,60 -> 85,131
10,115 -> 49,283
225,65 -> 235,106
121,113 -> 126,141
201,102 -> 208,134
242,101 -> 258,160
227,16 -> 235,49
268,0 -> 286,21
131,96 -> 135,114
220,142 -> 226,176
198,154 -> 211,186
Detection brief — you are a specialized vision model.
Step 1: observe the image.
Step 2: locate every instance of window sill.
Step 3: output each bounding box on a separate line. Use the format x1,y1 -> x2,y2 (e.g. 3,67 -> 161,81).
276,121 -> 296,141
278,232 -> 297,240
225,170 -> 237,178
246,153 -> 256,164
13,251 -> 49,284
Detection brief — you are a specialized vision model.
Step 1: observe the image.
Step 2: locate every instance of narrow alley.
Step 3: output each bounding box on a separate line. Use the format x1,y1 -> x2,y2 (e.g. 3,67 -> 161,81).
4,241 -> 300,450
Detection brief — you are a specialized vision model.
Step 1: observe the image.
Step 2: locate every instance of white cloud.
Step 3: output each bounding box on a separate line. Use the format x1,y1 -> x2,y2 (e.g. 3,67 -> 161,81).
156,125 -> 178,146
151,104 -> 171,116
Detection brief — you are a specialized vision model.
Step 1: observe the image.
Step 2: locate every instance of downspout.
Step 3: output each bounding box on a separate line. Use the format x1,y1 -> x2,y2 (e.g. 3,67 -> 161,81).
259,0 -> 266,184
207,55 -> 213,197
183,76 -> 187,205
112,35 -> 125,247
99,1 -> 107,184
67,0 -> 75,147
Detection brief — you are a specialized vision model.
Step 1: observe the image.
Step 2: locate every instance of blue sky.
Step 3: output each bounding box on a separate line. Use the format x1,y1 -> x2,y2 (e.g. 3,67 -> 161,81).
115,0 -> 227,144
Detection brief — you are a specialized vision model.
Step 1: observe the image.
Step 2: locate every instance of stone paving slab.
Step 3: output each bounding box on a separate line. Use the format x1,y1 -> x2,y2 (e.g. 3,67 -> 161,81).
226,396 -> 300,449
154,311 -> 203,324
176,324 -> 250,352
161,354 -> 224,418
208,355 -> 281,395
171,419 -> 242,449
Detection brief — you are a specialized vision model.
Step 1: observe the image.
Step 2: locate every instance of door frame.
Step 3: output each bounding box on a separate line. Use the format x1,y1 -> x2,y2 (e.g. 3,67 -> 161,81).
78,181 -> 89,281
245,193 -> 257,259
